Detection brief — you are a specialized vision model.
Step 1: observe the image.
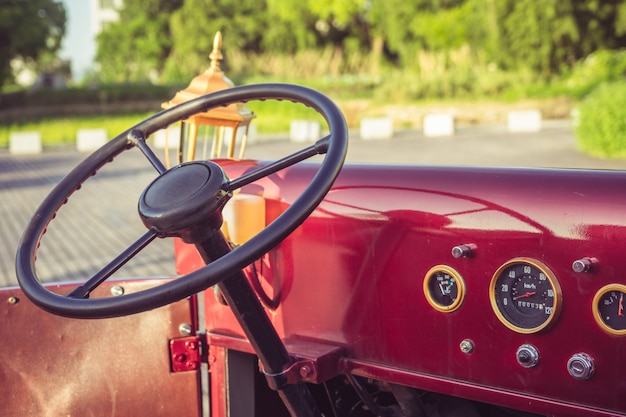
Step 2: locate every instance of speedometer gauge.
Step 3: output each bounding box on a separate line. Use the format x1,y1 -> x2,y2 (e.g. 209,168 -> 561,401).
593,284 -> 626,335
490,258 -> 562,334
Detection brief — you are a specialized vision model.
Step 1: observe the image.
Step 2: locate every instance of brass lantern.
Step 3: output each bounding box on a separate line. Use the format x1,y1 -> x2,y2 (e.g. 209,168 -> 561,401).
161,32 -> 255,166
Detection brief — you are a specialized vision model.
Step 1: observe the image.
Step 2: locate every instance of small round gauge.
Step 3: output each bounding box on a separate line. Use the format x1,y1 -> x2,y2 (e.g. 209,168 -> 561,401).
424,265 -> 466,312
490,258 -> 562,334
593,284 -> 626,335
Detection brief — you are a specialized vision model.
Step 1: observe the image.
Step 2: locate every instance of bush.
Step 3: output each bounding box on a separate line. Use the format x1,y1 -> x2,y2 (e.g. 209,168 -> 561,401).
0,84 -> 181,111
561,49 -> 626,99
575,81 -> 626,158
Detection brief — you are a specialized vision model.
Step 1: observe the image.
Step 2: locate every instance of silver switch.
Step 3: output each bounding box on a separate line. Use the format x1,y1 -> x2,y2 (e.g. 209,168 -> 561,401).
567,353 -> 595,380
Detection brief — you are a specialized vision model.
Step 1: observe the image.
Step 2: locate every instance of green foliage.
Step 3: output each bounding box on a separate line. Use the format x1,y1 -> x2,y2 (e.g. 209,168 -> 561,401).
161,0 -> 268,83
559,49 -> 626,98
495,0 -> 575,75
0,0 -> 66,89
372,64 -> 534,102
367,0 -> 425,66
96,0 -> 183,83
263,0 -> 318,53
92,0 -> 626,89
489,0 -> 626,77
410,3 -> 469,51
0,84 -> 176,111
575,81 -> 626,158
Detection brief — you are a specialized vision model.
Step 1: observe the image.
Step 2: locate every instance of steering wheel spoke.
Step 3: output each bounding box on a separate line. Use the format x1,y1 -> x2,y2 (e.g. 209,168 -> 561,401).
129,129 -> 168,174
227,135 -> 331,191
66,229 -> 159,299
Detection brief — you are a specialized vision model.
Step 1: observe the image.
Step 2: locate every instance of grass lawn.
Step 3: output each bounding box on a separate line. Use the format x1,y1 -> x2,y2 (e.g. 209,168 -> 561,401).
0,113 -> 154,148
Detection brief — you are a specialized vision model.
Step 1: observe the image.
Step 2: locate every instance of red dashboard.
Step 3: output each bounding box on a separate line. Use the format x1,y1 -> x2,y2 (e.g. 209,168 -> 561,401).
176,160 -> 626,416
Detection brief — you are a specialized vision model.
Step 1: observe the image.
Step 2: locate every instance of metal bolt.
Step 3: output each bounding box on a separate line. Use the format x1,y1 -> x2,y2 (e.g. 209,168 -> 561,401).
174,353 -> 187,363
7,296 -> 18,305
179,323 -> 193,336
460,339 -> 475,354
299,365 -> 312,378
185,341 -> 198,350
186,361 -> 199,370
110,285 -> 125,296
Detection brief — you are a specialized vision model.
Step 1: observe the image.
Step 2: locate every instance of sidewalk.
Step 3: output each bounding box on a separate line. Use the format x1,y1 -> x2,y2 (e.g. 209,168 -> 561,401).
1,123 -> 624,288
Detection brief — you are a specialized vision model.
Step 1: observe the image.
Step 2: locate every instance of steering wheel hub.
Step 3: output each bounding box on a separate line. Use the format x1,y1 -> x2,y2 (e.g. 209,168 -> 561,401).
139,161 -> 231,243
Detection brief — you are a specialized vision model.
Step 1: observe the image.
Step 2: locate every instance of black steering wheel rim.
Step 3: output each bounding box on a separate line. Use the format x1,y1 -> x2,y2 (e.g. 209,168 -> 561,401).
16,83 -> 348,319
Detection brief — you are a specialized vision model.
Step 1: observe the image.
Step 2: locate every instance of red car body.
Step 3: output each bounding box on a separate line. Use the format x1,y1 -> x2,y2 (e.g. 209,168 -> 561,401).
4,85 -> 626,417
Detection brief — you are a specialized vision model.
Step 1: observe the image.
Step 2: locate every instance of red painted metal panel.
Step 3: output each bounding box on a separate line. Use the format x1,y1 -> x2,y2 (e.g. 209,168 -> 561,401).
180,161 -> 626,416
208,345 -> 229,417
0,280 -> 201,416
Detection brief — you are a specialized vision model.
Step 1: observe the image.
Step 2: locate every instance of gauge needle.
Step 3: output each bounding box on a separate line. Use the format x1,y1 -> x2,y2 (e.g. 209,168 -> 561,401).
439,283 -> 447,295
619,294 -> 624,317
513,291 -> 536,300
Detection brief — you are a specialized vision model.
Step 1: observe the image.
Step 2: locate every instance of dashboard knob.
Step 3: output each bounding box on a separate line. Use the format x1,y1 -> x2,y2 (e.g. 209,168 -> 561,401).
451,243 -> 476,259
567,353 -> 595,380
516,344 -> 540,368
572,257 -> 597,273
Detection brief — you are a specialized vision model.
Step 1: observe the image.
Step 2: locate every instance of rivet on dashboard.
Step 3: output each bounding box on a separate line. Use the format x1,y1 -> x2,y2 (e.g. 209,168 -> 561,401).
572,257 -> 597,273
459,339 -> 475,354
451,243 -> 477,259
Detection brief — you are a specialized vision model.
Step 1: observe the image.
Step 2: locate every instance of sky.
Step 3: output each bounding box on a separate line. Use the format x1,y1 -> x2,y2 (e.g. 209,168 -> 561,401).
58,0 -> 96,81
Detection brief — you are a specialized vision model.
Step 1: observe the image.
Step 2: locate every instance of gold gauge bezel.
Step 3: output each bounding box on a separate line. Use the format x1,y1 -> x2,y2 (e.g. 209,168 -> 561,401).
489,258 -> 562,334
593,284 -> 626,336
423,265 -> 466,313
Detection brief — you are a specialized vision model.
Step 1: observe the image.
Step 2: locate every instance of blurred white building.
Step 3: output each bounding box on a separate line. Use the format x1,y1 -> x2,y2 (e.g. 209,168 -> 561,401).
90,0 -> 123,35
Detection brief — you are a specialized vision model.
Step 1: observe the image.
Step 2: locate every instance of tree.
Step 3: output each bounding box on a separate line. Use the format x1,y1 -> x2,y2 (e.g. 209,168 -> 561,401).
263,0 -> 318,53
163,0 -> 268,83
0,0 -> 66,89
95,0 -> 183,83
488,0 -> 626,77
93,0 -> 626,86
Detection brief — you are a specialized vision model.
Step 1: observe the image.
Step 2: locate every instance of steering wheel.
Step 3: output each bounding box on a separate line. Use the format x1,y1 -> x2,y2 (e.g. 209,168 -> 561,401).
16,83 -> 348,319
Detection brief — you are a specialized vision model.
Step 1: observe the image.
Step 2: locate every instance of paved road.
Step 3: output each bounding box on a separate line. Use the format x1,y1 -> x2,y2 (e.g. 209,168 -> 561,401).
1,122 -> 625,288
250,121 -> 626,169
0,150 -> 177,288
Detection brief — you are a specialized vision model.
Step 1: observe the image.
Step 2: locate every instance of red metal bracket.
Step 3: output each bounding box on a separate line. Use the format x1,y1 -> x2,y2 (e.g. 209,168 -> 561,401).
169,336 -> 203,372
207,332 -> 345,384
262,339 -> 345,385
262,358 -> 320,386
